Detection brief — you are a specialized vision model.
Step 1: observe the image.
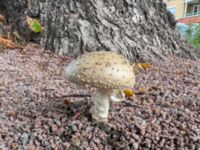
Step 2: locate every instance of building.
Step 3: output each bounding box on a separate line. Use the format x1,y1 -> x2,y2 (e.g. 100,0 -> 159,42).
164,0 -> 200,23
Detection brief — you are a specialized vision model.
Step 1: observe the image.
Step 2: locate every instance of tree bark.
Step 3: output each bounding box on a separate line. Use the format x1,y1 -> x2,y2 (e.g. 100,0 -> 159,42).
0,0 -> 200,62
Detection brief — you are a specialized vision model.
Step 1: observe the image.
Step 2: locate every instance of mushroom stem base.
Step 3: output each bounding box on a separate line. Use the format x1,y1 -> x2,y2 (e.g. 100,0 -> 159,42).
90,88 -> 112,122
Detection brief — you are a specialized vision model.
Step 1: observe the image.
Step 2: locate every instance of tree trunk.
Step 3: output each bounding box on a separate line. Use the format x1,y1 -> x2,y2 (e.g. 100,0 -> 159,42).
0,0 -> 200,62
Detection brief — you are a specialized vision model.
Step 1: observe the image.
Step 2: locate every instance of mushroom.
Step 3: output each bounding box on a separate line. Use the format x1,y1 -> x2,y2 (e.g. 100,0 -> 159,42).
64,51 -> 135,122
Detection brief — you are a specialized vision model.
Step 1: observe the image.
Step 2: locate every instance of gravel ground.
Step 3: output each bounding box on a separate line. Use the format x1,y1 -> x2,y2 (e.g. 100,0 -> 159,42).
0,45 -> 199,150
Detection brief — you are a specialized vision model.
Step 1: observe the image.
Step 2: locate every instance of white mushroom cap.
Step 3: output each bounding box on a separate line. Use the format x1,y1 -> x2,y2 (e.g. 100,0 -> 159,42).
64,51 -> 135,89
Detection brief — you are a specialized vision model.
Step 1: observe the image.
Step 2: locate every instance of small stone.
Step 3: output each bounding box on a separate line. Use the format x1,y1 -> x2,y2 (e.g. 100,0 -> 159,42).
132,142 -> 139,149
178,124 -> 187,131
81,141 -> 89,149
56,127 -> 65,136
41,140 -> 50,147
63,142 -> 71,149
72,138 -> 81,147
71,124 -> 78,132
34,139 -> 41,146
51,124 -> 58,132
20,133 -> 29,145
11,143 -> 18,149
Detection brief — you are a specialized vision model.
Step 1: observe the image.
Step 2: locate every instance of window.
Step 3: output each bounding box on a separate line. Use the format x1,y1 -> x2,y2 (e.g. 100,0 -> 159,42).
193,5 -> 200,15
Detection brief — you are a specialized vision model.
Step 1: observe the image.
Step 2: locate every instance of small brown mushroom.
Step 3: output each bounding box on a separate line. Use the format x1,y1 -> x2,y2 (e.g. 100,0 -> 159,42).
64,51 -> 135,122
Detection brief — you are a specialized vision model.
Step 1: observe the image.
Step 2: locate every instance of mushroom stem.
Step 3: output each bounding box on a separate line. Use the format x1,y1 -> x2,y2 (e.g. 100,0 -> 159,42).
90,88 -> 112,122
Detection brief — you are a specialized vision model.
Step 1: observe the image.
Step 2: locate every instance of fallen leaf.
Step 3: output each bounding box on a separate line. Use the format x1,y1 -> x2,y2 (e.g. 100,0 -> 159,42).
175,71 -> 186,76
26,16 -> 44,33
136,87 -> 147,95
140,87 -> 146,93
140,63 -> 153,69
0,15 -> 6,23
132,63 -> 152,72
63,99 -> 71,105
7,111 -> 17,118
37,61 -> 48,71
123,89 -> 135,98
0,36 -> 23,49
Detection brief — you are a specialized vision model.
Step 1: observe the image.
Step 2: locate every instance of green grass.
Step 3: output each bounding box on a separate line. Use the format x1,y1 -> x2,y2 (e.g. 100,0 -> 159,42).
186,23 -> 200,50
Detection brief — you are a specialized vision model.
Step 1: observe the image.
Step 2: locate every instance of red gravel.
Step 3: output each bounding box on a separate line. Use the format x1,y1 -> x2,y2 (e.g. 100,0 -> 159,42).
0,45 -> 199,149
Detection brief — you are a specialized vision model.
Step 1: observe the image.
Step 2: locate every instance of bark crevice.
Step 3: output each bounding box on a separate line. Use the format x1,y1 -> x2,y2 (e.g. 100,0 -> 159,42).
0,0 -> 199,62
